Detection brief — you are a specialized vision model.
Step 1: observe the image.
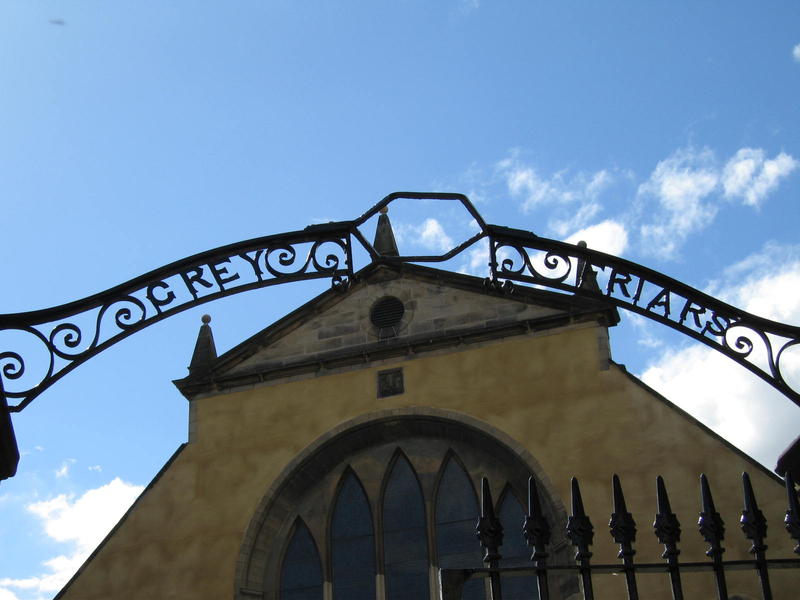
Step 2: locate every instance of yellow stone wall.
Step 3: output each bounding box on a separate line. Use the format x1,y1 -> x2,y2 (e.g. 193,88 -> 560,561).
57,323 -> 797,600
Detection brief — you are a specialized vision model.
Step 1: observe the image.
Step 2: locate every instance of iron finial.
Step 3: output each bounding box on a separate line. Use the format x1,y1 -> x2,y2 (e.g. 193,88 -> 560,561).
610,474 -> 637,546
476,477 -> 503,565
785,471 -> 800,554
566,477 -> 594,551
698,474 -> 726,557
524,476 -> 551,551
740,472 -> 768,553
654,475 -> 681,547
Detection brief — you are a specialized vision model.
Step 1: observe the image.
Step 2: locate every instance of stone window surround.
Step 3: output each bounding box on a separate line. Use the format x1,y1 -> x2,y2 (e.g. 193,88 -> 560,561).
234,407 -> 577,600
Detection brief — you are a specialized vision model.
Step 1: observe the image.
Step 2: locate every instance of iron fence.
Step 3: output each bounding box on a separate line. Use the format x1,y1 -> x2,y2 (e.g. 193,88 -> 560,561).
440,472 -> 800,600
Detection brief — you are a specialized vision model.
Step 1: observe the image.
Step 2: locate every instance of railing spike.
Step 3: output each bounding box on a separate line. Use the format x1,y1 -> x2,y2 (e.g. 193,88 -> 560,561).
566,477 -> 594,600
656,475 -> 675,518
785,471 -> 800,555
570,477 -> 588,520
524,477 -> 551,600
699,474 -> 726,549
653,476 -> 684,600
609,475 -> 639,600
610,475 -> 637,546
740,472 -> 768,546
698,474 -> 728,600
740,472 -> 772,600
476,477 -> 503,599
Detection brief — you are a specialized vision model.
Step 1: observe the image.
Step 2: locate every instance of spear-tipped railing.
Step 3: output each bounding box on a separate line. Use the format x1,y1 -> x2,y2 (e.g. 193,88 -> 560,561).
441,473 -> 800,600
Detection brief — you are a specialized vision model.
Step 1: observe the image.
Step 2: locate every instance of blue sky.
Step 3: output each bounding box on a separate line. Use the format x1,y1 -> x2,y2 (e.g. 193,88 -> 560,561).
1,2 -> 800,598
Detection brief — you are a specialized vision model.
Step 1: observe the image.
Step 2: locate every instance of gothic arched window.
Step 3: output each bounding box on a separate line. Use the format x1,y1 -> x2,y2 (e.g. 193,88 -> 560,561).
280,519 -> 323,600
382,452 -> 429,600
435,455 -> 486,600
497,488 -> 538,600
331,470 -> 376,600
237,413 -> 574,600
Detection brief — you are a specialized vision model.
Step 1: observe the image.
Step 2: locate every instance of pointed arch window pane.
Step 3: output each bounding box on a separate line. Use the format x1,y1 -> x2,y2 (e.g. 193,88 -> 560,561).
435,457 -> 486,600
280,520 -> 323,600
331,471 -> 376,600
383,454 -> 429,599
497,491 -> 538,600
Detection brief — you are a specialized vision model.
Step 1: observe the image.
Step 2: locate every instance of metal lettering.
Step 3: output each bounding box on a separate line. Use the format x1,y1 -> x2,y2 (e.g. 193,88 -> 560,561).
646,288 -> 672,318
208,258 -> 241,290
239,250 -> 264,281
607,270 -> 632,298
145,281 -> 176,314
702,312 -> 731,338
679,300 -> 707,329
180,267 -> 214,300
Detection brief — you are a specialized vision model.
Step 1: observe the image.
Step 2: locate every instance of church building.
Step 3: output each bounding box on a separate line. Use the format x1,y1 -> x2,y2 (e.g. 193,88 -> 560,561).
53,211 -> 797,600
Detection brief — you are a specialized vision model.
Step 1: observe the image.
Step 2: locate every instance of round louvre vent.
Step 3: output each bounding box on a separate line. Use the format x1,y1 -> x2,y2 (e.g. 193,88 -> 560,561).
370,296 -> 405,329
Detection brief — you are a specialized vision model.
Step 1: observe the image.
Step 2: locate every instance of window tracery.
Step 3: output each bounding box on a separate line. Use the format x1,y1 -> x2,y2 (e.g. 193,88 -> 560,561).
236,414 -> 575,600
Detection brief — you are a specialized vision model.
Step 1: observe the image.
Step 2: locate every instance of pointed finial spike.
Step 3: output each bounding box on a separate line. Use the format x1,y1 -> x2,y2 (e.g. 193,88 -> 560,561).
656,475 -> 673,515
740,472 -> 768,550
373,207 -> 399,256
698,474 -> 726,551
566,477 -> 594,552
524,476 -> 551,550
188,314 -> 217,376
612,474 -> 628,514
700,473 -> 718,514
742,472 -> 759,513
610,474 -> 637,546
528,476 -> 543,518
481,477 -> 496,518
476,477 -> 503,564
654,476 -> 682,547
571,477 -> 586,517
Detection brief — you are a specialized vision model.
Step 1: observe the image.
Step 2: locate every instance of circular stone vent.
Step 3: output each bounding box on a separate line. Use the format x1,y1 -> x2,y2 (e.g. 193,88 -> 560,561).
370,296 -> 405,330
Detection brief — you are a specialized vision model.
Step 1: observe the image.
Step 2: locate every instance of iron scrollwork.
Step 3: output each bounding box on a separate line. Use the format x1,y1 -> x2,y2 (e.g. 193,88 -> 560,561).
0,229 -> 353,411
487,225 -> 800,407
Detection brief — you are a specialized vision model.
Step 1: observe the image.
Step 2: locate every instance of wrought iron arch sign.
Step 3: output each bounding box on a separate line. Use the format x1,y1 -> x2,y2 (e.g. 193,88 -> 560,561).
1,191 -> 799,479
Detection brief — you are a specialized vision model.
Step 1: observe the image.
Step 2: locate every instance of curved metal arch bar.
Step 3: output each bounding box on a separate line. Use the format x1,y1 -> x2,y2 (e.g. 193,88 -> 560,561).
0,224 -> 356,411
1,190 -> 799,414
487,225 -> 800,407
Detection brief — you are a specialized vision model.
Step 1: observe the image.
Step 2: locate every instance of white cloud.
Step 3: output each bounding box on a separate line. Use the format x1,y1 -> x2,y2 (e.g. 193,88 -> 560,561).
394,218 -> 455,255
54,459 -> 75,479
722,148 -> 798,207
1,478 -> 144,598
640,243 -> 800,467
638,147 -> 719,258
500,162 -> 613,214
638,146 -> 797,258
793,43 -> 800,62
88,465 -> 102,472
460,239 -> 490,276
565,219 -> 629,256
497,154 -> 617,238
417,218 -> 454,253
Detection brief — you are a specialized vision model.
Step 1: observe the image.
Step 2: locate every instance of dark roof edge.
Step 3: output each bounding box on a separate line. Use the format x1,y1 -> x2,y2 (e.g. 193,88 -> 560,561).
613,362 -> 784,487
176,309 -> 608,398
53,443 -> 188,600
173,261 -> 619,397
